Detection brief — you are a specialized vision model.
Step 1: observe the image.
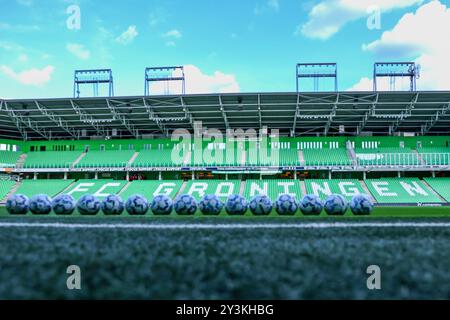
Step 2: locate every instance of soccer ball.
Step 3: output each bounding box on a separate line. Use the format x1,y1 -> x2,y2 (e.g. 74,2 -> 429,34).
249,194 -> 273,216
151,194 -> 173,215
52,194 -> 76,215
350,194 -> 374,215
275,194 -> 298,216
29,194 -> 52,215
174,194 -> 197,215
324,194 -> 349,216
225,194 -> 248,215
299,194 -> 323,216
126,194 -> 149,215
6,194 -> 29,215
101,194 -> 125,215
77,194 -> 101,215
199,194 -> 223,215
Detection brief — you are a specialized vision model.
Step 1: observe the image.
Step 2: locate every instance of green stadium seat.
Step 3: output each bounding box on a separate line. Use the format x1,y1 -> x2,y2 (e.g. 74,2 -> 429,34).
303,149 -> 351,166
0,151 -> 21,168
15,180 -> 75,198
243,179 -> 303,201
423,178 -> 450,202
365,178 -> 442,204
304,179 -> 366,201
120,180 -> 183,201
24,151 -> 81,169
64,179 -> 128,200
76,151 -> 134,168
0,180 -> 15,200
184,180 -> 241,201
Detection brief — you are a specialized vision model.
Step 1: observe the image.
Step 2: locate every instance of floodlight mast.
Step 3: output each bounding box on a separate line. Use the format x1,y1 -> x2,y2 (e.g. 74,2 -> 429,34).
144,66 -> 186,96
373,62 -> 419,92
73,69 -> 114,98
296,63 -> 338,93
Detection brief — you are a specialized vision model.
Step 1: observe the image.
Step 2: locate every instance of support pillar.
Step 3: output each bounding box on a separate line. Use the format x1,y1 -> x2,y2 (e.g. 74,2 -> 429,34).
64,172 -> 68,180
33,172 -> 37,180
126,171 -> 130,181
159,171 -> 162,181
432,171 -> 436,178
328,171 -> 332,180
95,172 -> 98,180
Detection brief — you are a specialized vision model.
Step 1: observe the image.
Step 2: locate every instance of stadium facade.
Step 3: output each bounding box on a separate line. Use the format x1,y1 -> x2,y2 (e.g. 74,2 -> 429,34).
1,89 -> 450,208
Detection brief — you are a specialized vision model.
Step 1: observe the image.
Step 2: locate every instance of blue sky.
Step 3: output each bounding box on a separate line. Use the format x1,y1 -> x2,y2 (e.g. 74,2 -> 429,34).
0,0 -> 449,98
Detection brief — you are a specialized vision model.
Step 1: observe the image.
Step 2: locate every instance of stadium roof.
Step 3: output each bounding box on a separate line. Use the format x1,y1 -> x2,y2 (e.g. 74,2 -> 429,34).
1,91 -> 450,140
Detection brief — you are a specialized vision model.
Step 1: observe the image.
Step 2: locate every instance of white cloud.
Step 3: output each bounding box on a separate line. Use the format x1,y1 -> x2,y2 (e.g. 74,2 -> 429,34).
115,25 -> 138,45
0,65 -> 54,86
163,29 -> 182,39
66,43 -> 90,60
149,65 -> 240,94
18,53 -> 28,62
165,41 -> 176,47
298,0 -> 423,40
350,0 -> 450,91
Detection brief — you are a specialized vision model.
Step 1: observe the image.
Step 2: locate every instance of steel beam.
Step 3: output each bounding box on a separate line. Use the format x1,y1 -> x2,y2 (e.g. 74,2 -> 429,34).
106,99 -> 138,138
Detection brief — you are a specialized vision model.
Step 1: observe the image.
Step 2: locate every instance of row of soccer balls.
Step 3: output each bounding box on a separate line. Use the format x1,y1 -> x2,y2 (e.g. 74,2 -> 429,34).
5,193 -> 374,216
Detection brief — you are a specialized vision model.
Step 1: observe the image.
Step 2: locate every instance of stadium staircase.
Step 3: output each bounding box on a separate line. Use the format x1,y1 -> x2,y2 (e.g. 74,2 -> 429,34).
118,181 -> 133,195
299,180 -> 307,196
72,152 -> 86,167
239,180 -> 246,196
59,180 -> 78,194
127,152 -> 140,167
177,181 -> 188,197
241,150 -> 246,166
183,151 -> 191,166
1,180 -> 20,203
421,179 -> 447,202
346,141 -> 357,166
359,180 -> 377,202
298,150 -> 305,166
16,153 -> 27,169
423,178 -> 450,202
413,150 -> 426,166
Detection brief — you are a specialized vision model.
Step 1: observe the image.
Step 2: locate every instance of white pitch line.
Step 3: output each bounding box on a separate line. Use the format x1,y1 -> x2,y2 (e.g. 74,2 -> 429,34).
0,221 -> 449,230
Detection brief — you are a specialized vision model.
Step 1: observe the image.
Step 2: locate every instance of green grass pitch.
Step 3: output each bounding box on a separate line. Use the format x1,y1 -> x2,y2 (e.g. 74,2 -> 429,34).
0,206 -> 450,299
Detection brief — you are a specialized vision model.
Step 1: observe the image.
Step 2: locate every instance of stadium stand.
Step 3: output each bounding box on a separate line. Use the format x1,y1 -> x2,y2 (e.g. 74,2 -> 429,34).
304,179 -> 366,201
0,180 -> 15,200
184,180 -> 241,200
423,178 -> 450,202
0,151 -> 21,168
356,147 -> 420,166
365,178 -> 443,204
65,179 -> 127,199
15,179 -> 74,198
23,151 -> 82,169
76,151 -> 135,168
243,179 -> 303,201
303,149 -> 351,166
132,149 -> 184,167
120,180 -> 183,200
417,147 -> 450,165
